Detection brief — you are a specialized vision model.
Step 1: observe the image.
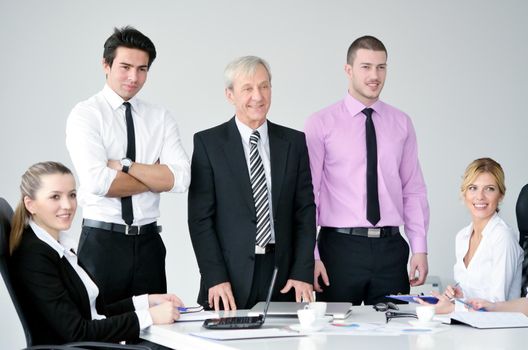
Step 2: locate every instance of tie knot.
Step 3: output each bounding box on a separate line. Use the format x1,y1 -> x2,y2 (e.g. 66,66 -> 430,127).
362,108 -> 374,118
123,102 -> 131,108
250,130 -> 261,145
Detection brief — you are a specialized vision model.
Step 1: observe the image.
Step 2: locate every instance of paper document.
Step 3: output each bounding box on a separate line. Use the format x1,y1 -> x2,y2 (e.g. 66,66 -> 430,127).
178,311 -> 220,322
451,312 -> 528,329
190,328 -> 305,341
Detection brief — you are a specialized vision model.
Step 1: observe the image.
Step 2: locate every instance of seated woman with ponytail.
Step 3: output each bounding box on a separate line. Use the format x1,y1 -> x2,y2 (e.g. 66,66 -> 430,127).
9,161 -> 182,347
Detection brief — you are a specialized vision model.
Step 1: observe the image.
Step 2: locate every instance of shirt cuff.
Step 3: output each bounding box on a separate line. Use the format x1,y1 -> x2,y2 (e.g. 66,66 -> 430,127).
165,163 -> 190,193
314,244 -> 321,260
454,300 -> 469,312
133,294 -> 149,310
135,309 -> 153,330
408,236 -> 427,254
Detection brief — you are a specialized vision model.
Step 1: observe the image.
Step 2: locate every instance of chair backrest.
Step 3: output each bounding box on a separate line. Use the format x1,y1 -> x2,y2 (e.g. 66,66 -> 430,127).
516,184 -> 528,297
0,197 -> 33,348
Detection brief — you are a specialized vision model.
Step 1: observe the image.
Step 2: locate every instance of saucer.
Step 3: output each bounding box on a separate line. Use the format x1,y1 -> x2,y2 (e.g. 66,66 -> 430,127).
289,323 -> 325,332
408,320 -> 442,328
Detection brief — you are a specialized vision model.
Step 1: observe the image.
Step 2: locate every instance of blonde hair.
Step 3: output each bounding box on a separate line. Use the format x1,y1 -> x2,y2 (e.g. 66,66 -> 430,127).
10,161 -> 72,255
461,158 -> 505,212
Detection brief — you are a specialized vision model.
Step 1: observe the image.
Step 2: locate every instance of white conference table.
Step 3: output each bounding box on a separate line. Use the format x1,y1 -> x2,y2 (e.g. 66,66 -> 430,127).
141,305 -> 526,350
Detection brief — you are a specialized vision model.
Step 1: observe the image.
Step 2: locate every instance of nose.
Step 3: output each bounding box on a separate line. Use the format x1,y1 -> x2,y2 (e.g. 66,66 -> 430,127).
370,67 -> 380,80
251,87 -> 263,101
128,69 -> 138,83
61,196 -> 75,210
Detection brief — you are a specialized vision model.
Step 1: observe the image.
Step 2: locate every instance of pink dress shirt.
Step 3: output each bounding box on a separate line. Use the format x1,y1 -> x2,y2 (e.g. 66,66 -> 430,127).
305,93 -> 429,258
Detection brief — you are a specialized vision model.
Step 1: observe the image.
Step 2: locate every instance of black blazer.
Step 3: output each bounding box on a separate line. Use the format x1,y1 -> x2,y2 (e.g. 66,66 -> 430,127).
9,227 -> 139,345
188,117 -> 316,307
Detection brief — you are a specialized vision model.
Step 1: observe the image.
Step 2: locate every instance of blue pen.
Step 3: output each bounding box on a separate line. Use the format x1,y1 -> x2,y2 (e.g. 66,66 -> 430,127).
454,298 -> 486,311
177,305 -> 204,313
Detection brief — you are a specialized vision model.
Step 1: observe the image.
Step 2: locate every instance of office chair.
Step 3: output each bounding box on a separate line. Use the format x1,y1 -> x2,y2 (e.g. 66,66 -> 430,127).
516,184 -> 528,297
0,197 -> 150,350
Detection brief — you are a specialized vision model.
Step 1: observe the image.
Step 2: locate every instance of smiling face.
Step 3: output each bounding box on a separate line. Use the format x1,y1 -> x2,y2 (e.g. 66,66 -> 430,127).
226,63 -> 271,129
24,173 -> 77,239
463,172 -> 503,225
345,49 -> 387,106
103,46 -> 149,101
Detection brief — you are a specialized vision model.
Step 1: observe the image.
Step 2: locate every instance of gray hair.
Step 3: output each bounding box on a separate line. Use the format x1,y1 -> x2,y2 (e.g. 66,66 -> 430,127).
224,56 -> 272,90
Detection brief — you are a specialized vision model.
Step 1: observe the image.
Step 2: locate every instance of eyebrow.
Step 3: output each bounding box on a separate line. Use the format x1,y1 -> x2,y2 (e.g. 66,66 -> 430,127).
118,62 -> 148,69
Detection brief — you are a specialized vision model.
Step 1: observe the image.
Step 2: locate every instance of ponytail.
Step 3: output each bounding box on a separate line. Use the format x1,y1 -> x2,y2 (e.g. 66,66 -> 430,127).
9,201 -> 29,255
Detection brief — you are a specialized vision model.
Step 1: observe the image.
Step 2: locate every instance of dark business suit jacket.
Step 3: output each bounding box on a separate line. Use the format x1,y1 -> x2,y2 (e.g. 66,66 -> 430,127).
188,117 -> 316,308
9,227 -> 139,345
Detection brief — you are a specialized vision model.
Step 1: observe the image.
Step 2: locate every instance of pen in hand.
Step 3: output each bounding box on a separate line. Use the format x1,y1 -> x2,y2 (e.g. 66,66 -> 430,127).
454,298 -> 487,311
446,282 -> 460,301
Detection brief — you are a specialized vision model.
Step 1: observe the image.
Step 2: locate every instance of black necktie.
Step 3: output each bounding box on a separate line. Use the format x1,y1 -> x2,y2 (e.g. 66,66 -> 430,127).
122,102 -> 135,226
363,108 -> 380,226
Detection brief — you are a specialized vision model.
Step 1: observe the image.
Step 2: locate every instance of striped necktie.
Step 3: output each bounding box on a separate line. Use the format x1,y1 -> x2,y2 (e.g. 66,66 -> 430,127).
250,130 -> 271,248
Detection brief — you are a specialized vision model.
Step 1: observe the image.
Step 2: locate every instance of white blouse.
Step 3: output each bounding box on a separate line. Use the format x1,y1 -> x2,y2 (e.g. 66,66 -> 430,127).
30,221 -> 152,329
453,213 -> 523,302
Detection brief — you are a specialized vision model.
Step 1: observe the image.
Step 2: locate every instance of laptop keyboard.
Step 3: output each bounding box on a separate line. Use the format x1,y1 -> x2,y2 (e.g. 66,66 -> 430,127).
205,316 -> 263,329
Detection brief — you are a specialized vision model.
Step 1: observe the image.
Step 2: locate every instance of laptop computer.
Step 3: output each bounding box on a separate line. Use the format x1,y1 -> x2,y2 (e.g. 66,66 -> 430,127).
248,301 -> 353,319
202,267 -> 278,329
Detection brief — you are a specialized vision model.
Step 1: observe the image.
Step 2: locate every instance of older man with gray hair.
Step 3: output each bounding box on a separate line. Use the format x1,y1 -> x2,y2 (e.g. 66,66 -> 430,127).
188,56 -> 316,311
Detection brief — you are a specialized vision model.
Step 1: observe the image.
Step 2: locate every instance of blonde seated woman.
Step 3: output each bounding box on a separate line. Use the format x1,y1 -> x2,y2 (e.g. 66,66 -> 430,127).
9,161 -> 182,347
423,158 -> 523,314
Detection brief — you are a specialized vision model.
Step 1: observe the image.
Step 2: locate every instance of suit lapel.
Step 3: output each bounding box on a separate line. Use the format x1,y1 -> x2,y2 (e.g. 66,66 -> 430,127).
60,256 -> 92,317
221,117 -> 255,215
268,121 -> 289,216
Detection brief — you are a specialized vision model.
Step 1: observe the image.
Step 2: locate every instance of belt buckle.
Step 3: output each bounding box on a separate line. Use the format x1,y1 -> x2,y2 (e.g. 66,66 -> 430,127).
367,228 -> 381,238
255,245 -> 266,255
125,225 -> 139,235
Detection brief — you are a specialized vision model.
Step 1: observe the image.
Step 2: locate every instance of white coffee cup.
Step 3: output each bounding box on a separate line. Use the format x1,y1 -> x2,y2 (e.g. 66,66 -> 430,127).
415,305 -> 435,323
308,302 -> 327,318
297,308 -> 317,329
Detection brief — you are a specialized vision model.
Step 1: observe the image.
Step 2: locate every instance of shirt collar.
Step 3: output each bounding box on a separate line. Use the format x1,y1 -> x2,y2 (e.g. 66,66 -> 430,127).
102,84 -> 139,112
463,212 -> 500,238
235,117 -> 269,147
344,92 -> 384,118
29,220 -> 67,258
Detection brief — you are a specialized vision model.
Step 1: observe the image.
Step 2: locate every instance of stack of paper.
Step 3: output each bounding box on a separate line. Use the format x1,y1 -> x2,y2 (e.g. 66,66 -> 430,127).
451,312 -> 528,329
178,311 -> 220,322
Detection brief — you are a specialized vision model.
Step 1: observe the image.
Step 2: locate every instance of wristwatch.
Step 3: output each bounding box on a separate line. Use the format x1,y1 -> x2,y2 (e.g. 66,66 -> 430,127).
121,158 -> 133,173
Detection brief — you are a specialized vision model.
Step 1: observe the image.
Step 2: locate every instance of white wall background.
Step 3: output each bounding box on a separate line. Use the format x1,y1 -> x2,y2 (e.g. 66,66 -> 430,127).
1,0 -> 527,329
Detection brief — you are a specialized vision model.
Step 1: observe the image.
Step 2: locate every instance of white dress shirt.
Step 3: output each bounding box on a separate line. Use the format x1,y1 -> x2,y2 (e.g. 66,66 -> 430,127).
453,213 -> 523,302
30,221 -> 153,329
66,84 -> 190,225
235,117 -> 275,243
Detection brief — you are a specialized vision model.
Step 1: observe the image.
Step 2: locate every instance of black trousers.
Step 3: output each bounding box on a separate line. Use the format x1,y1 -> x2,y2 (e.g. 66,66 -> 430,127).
317,230 -> 410,305
209,247 -> 295,310
78,226 -> 167,304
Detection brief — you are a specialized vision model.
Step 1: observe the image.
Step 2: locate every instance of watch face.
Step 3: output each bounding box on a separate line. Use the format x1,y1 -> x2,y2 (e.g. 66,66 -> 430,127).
121,158 -> 132,167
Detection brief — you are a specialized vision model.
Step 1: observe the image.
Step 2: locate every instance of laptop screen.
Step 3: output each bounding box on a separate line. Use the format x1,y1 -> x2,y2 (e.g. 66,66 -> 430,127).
261,266 -> 279,322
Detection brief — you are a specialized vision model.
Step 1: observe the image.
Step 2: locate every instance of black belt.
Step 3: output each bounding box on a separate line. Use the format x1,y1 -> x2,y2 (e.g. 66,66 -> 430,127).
255,243 -> 276,255
82,219 -> 161,236
321,226 -> 399,238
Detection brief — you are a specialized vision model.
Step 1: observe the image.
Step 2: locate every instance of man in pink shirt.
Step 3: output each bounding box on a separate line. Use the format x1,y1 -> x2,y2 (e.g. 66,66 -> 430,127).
305,36 -> 429,305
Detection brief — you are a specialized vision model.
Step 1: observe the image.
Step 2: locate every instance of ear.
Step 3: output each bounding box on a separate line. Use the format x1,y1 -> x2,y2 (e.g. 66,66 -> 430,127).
344,64 -> 353,79
225,88 -> 235,105
102,58 -> 111,75
23,196 -> 35,216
